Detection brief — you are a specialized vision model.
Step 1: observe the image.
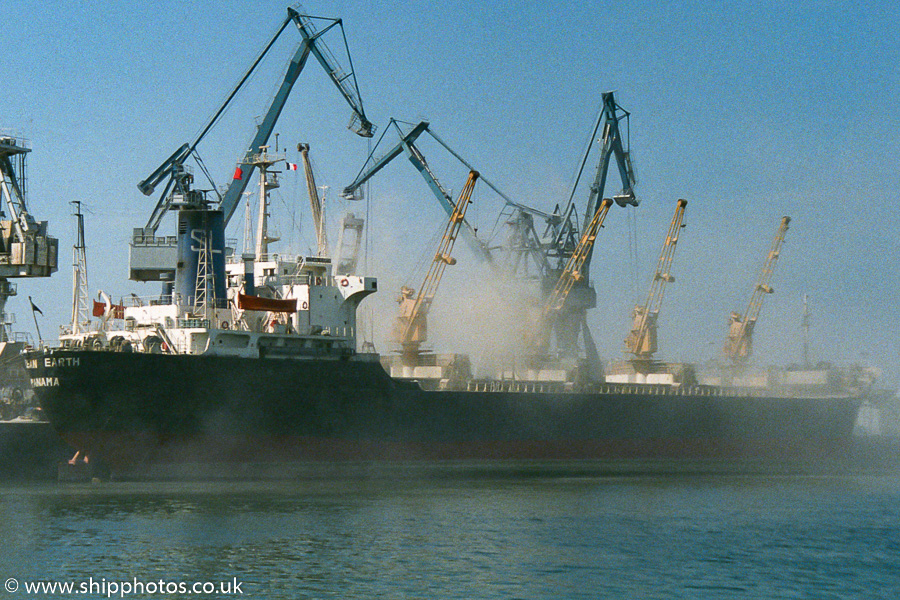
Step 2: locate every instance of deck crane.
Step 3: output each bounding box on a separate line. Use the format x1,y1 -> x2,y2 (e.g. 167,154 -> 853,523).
724,216 -> 791,366
129,7 -> 374,293
394,171 -> 479,366
298,143 -> 327,256
624,199 -> 687,361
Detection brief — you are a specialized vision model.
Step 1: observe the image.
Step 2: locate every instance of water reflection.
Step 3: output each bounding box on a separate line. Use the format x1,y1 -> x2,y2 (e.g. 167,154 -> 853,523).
1,474 -> 899,599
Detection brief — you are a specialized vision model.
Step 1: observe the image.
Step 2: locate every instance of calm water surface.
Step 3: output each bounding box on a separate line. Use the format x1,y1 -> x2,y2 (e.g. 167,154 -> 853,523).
1,470 -> 899,599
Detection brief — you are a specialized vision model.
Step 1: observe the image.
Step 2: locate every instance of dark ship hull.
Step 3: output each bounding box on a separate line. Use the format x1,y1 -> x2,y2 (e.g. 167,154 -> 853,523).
0,419 -> 72,479
25,349 -> 863,478
0,343 -> 71,479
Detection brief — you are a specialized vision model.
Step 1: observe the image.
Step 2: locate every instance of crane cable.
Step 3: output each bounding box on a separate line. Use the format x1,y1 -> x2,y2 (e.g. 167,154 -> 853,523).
628,208 -> 641,305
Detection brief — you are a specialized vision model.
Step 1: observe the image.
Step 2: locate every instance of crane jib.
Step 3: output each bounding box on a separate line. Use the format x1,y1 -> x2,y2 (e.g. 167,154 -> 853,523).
137,9 -> 374,237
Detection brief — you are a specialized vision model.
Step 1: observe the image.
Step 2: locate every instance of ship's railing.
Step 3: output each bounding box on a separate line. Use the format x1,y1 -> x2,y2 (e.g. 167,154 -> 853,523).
594,382 -> 835,399
116,294 -> 228,309
225,252 -> 304,265
466,380 -> 574,394
0,134 -> 29,150
463,378 -> 834,399
99,294 -> 173,308
130,233 -> 178,247
11,331 -> 32,344
225,252 -> 334,284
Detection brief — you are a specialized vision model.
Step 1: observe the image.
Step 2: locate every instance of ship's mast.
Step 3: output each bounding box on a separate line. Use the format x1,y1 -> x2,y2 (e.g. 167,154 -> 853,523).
248,146 -> 283,258
70,201 -> 90,334
241,191 -> 254,256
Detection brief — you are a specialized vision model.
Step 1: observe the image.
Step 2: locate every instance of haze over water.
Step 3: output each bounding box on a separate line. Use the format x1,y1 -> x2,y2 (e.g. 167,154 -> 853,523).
2,471 -> 899,599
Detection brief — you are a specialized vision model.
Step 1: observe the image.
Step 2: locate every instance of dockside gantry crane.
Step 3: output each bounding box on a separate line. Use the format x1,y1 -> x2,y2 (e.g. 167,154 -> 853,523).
394,171 -> 479,365
533,198 -> 614,358
342,120 -> 496,265
724,216 -> 791,366
0,136 -> 58,343
129,8 -> 374,303
533,91 -> 637,365
342,91 -> 638,367
624,199 -> 687,362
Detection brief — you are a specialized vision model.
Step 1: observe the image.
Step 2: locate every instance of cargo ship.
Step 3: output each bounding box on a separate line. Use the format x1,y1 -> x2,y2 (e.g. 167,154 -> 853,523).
25,338 -> 867,479
23,156 -> 870,477
19,9 -> 874,478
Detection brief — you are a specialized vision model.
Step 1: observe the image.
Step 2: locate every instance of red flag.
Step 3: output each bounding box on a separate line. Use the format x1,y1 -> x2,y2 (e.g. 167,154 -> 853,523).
92,300 -> 125,319
233,167 -> 243,180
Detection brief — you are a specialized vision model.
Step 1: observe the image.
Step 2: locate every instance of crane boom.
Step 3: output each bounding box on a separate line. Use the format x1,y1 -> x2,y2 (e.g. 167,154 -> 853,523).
624,199 -> 687,360
724,216 -> 791,365
534,197 -> 614,353
342,119 -> 574,278
573,92 -> 638,275
298,144 -> 327,256
342,121 -> 429,197
217,40 -> 313,228
137,8 -> 374,236
343,120 -> 493,264
218,11 -> 375,228
290,11 -> 374,138
394,171 -> 479,363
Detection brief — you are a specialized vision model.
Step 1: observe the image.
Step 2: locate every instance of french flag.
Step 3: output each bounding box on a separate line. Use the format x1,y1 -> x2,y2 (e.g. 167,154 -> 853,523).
286,162 -> 299,171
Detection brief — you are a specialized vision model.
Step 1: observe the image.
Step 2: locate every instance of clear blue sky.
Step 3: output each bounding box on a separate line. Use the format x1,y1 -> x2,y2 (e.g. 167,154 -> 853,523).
5,0 -> 899,385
